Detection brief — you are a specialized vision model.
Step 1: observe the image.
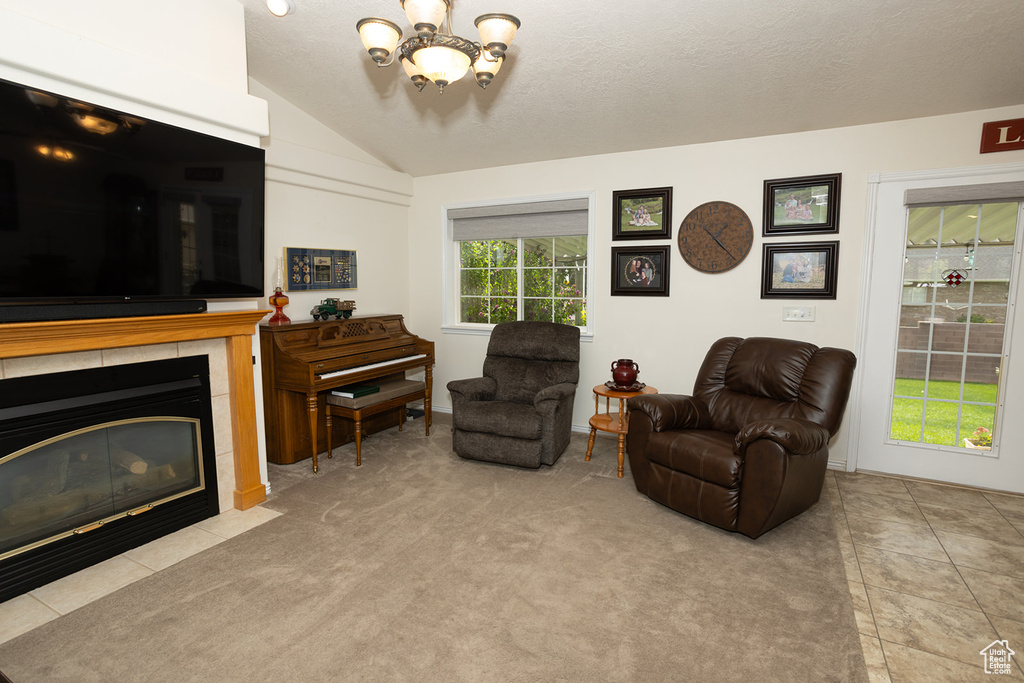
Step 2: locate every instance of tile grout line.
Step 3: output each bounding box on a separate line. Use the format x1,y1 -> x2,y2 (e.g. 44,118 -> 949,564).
29,593 -> 60,618
835,475 -> 892,683
983,494 -> 1024,541
870,480 -> 985,671
27,590 -> 68,617
903,482 -> 1015,652
842,473 -> 1024,678
875,635 -> 992,677
937,528 -> 1024,677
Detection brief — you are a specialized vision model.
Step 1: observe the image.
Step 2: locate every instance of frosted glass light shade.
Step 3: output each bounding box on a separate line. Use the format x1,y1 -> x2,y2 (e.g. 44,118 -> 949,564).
356,18 -> 402,63
475,14 -> 520,58
400,54 -> 429,91
266,0 -> 294,17
472,54 -> 502,89
401,0 -> 449,36
412,46 -> 471,87
400,54 -> 421,79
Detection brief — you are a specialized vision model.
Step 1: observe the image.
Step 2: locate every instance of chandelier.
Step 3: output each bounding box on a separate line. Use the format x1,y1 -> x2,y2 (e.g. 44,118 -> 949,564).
356,1 -> 520,94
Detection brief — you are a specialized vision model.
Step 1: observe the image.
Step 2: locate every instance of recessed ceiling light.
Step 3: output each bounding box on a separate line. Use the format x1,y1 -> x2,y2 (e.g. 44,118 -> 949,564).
266,0 -> 295,17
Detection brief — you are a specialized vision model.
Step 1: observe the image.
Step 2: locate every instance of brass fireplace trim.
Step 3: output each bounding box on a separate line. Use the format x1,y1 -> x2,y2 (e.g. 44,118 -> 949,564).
0,416 -> 205,562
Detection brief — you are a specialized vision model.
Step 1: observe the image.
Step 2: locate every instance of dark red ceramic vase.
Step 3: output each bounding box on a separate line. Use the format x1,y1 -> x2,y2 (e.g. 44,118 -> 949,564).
611,359 -> 639,386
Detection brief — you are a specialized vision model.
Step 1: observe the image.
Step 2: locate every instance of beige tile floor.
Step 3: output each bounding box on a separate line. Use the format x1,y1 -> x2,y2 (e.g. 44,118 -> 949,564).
0,505 -> 281,645
829,469 -> 1024,681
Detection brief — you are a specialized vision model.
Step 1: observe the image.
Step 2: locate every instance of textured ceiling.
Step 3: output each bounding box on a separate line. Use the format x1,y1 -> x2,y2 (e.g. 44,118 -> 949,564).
240,0 -> 1024,177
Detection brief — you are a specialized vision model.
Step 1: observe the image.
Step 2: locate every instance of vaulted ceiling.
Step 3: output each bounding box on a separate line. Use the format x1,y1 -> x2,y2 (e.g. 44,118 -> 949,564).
240,0 -> 1024,178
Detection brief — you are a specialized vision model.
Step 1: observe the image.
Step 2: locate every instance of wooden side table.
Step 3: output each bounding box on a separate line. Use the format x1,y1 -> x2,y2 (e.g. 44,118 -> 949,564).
585,384 -> 657,478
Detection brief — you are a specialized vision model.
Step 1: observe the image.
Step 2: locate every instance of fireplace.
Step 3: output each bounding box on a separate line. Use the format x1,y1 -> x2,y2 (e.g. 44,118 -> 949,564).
0,356 -> 219,602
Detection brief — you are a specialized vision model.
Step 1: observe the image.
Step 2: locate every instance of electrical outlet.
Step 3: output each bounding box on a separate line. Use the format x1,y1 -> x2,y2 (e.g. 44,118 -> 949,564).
783,305 -> 816,322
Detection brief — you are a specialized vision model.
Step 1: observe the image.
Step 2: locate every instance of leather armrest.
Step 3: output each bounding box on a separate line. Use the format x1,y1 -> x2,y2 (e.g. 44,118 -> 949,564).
734,418 -> 830,456
626,394 -> 711,432
446,376 -> 496,402
534,383 -> 577,407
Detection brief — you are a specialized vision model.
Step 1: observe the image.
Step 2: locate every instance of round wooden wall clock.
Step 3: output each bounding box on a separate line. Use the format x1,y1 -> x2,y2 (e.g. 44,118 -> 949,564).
677,201 -> 753,273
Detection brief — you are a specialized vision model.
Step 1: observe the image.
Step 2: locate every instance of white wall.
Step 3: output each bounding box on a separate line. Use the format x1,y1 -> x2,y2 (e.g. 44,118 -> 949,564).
406,105 -> 1024,467
249,79 -> 386,169
0,0 -> 266,145
250,78 -> 413,320
242,78 -> 413,485
0,0 -> 249,94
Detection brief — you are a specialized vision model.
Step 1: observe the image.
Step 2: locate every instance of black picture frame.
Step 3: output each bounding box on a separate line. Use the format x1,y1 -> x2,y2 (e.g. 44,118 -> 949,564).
612,186 -> 672,240
761,241 -> 839,299
762,173 -> 841,236
611,245 -> 670,296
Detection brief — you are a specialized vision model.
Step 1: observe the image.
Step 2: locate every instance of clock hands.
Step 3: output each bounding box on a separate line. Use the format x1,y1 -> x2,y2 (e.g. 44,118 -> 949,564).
701,224 -> 736,259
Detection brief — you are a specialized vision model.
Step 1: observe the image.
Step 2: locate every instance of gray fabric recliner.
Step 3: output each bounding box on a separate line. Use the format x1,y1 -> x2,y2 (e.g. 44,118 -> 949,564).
447,321 -> 581,468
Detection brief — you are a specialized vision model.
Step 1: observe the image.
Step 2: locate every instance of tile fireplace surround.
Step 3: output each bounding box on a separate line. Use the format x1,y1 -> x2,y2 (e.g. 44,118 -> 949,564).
0,311 -> 270,513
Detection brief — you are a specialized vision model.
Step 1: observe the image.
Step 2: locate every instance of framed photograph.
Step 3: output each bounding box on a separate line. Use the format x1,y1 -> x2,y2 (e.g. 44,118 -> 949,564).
762,173 -> 841,236
761,241 -> 839,299
612,186 -> 672,240
611,245 -> 670,296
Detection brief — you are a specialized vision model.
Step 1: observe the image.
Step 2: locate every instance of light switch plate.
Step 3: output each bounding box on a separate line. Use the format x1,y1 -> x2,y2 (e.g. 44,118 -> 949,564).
783,305 -> 816,322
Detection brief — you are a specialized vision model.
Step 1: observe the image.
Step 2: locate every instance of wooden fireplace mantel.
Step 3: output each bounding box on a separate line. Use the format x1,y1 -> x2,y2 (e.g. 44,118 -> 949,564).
0,310 -> 272,510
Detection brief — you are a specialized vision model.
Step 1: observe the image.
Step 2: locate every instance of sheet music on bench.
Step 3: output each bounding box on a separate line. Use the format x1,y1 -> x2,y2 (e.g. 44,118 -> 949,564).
260,315 -> 434,471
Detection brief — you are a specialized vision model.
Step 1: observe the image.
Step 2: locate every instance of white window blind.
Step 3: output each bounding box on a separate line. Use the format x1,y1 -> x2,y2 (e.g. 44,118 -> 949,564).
450,198 -> 588,241
904,181 -> 1024,207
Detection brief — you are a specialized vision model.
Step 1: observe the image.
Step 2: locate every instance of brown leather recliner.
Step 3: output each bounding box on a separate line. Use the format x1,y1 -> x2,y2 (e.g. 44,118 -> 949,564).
626,336 -> 856,538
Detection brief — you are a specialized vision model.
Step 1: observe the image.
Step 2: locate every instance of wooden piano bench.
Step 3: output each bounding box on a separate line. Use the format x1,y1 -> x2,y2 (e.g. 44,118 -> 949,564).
325,379 -> 428,466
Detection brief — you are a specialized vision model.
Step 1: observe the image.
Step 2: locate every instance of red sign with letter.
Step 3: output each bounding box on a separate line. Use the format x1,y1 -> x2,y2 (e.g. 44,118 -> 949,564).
981,118 -> 1024,154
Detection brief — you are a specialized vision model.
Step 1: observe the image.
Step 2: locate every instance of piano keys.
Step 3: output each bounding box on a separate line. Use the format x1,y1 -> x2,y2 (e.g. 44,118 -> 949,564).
260,315 -> 434,471
317,354 -> 428,381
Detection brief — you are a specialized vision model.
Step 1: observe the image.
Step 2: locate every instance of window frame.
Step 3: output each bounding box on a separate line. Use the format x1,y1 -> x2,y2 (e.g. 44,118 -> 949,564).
885,199 -> 1022,454
441,191 -> 596,340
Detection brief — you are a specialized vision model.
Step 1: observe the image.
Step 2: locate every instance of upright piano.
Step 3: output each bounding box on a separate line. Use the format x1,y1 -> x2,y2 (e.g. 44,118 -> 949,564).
259,314 -> 434,471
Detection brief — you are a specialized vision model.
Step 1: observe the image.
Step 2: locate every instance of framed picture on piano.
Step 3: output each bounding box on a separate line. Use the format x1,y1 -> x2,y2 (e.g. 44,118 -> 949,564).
285,247 -> 357,291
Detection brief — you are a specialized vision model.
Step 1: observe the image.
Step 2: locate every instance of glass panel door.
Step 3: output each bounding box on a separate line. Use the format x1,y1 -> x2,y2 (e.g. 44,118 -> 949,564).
890,202 -> 1019,453
0,418 -> 202,561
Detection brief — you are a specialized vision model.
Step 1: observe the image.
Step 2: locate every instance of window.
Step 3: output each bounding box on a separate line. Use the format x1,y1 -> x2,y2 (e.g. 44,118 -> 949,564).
888,179 -> 1024,453
443,194 -> 594,337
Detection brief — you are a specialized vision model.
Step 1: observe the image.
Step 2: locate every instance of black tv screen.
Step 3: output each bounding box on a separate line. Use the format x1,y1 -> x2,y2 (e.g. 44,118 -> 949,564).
0,77 -> 265,311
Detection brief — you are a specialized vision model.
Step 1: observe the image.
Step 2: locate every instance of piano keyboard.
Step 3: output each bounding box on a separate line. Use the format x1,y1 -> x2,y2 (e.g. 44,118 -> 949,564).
317,353 -> 428,380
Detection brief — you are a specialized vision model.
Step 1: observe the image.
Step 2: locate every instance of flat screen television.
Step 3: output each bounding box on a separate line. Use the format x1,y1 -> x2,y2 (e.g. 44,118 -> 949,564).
0,77 -> 265,321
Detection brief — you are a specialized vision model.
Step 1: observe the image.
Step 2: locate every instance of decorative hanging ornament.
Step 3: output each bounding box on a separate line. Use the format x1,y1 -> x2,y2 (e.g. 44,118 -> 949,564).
942,269 -> 968,288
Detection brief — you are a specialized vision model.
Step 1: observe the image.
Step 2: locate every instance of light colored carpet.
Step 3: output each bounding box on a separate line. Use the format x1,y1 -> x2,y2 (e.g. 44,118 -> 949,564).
0,415 -> 867,681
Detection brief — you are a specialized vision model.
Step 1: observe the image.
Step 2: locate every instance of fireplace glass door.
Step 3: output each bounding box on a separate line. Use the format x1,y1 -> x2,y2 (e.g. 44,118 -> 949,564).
0,417 -> 204,560
0,356 -> 219,602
